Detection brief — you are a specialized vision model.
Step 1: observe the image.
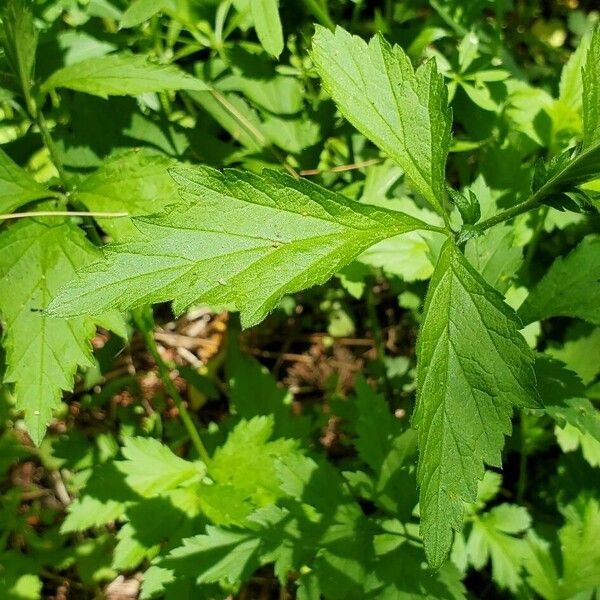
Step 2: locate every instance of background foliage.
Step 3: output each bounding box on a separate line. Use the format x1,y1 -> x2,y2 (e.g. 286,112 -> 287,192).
0,0 -> 599,598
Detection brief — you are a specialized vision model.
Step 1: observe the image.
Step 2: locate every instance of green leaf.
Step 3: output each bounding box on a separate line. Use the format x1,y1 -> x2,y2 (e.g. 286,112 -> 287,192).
312,26 -> 452,216
41,54 -> 209,98
0,0 -> 37,104
0,147 -> 50,214
251,0 -> 284,58
583,27 -> 600,148
519,235 -> 600,325
464,224 -> 522,294
74,151 -> 180,241
413,239 -> 539,568
120,0 -> 176,29
0,217 -> 117,444
466,504 -> 531,591
116,436 -> 204,497
195,416 -> 300,526
48,166 -> 432,328
525,497 -> 600,599
537,355 -> 600,444
163,527 -> 261,584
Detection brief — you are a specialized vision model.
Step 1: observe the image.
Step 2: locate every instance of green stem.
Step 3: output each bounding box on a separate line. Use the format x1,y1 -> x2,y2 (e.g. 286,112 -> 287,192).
366,283 -> 392,398
33,107 -> 71,191
517,412 -> 527,502
474,190 -> 545,234
134,309 -> 211,465
524,206 -> 549,272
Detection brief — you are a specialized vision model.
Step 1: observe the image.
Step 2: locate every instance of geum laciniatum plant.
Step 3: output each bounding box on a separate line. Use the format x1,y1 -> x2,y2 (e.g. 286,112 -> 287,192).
0,0 -> 600,598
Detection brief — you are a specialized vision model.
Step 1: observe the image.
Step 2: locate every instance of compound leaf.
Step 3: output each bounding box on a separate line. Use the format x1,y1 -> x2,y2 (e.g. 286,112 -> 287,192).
0,146 -> 50,214
312,26 -> 452,216
41,54 -> 209,98
48,166 -> 432,328
414,239 -> 539,568
0,217 -> 117,444
519,235 -> 600,325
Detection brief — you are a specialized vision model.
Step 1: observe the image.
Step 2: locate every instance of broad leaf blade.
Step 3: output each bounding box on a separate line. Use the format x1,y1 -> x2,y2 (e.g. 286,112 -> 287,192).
0,146 -> 49,213
251,0 -> 284,58
414,239 -> 539,568
41,54 -> 209,98
312,26 -> 452,216
0,218 -> 108,444
519,235 -> 600,325
48,167 -> 431,328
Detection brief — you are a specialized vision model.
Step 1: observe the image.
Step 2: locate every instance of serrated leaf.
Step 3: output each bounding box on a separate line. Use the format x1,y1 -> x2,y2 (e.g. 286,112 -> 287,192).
312,26 -> 452,216
116,436 -> 203,497
519,235 -> 600,325
537,355 -> 600,444
466,504 -> 531,591
413,238 -> 539,568
48,166 -> 432,328
163,528 -> 261,584
583,27 -> 600,148
74,151 -> 180,241
0,218 -> 119,444
251,0 -> 284,58
525,497 -> 600,599
0,146 -> 50,214
41,53 -> 209,98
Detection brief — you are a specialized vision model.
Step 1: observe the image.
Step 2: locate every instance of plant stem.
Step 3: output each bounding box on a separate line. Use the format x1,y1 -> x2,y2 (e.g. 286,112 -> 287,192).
524,206 -> 549,272
517,412 -> 528,503
0,210 -> 127,221
474,191 -> 545,234
134,309 -> 211,465
34,108 -> 71,190
366,283 -> 392,398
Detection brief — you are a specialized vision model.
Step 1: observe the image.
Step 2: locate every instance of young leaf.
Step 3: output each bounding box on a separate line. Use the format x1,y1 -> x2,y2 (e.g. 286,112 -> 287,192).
0,147 -> 50,213
41,54 -> 209,98
48,166 -> 433,328
116,436 -> 204,497
251,0 -> 284,58
0,0 -> 37,103
0,218 -> 117,444
312,26 -> 452,217
414,239 -> 539,568
519,235 -> 600,325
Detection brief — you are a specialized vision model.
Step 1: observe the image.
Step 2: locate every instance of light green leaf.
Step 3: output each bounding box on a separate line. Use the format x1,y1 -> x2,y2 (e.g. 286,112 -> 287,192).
526,497 -> 600,599
116,436 -> 203,497
547,323 -> 600,385
120,0 -> 176,29
467,504 -> 531,591
519,235 -> 600,325
251,0 -> 284,58
0,0 -> 37,103
48,166 -> 432,328
163,528 -> 261,584
41,54 -> 209,98
312,26 -> 452,216
74,151 -> 180,241
0,147 -> 50,214
414,239 -> 539,568
464,224 -> 522,294
0,218 -> 115,444
583,27 -> 600,148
